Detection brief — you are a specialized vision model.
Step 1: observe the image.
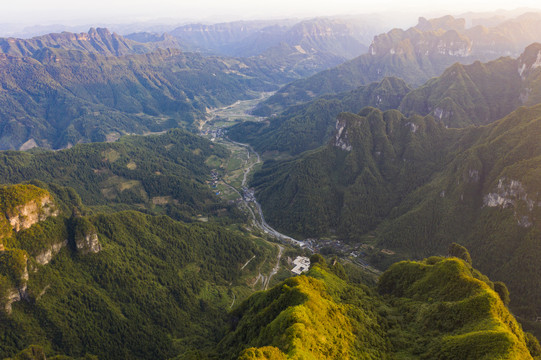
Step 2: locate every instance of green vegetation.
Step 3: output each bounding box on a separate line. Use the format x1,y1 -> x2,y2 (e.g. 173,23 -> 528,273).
0,184 -> 51,240
0,160 -> 539,359
0,27 -> 181,58
216,256 -> 539,359
232,44 -> 541,158
399,57 -> 523,127
0,208 -> 274,359
0,185 -> 49,215
251,108 -> 455,238
0,167 -> 281,359
378,257 -> 534,359
217,259 -> 391,359
448,243 -> 472,265
235,44 -> 541,160
229,77 -> 411,155
0,129 -> 235,221
248,103 -> 541,322
0,46 -> 275,150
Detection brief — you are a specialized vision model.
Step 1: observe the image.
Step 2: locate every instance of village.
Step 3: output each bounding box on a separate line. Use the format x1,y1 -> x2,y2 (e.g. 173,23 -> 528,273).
206,162 -> 390,276
200,94 -> 390,278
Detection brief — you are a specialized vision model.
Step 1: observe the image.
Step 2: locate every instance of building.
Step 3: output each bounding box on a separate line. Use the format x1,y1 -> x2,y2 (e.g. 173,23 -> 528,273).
291,256 -> 311,275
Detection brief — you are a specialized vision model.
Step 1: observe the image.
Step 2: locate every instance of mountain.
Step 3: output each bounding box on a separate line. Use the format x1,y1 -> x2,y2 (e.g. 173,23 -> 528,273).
398,56 -> 522,127
248,104 -> 541,322
5,206 -> 538,360
169,17 -> 380,81
0,112 -> 540,359
250,108 -> 451,238
123,31 -> 182,49
252,18 -> 369,59
0,47 -> 274,150
230,43 -> 541,156
0,129 -> 234,221
216,256 -> 537,359
0,21 -> 396,151
399,42 -> 541,127
229,77 -> 411,155
0,28 -> 182,57
0,183 -> 274,359
169,20 -> 295,56
255,12 -> 541,114
169,17 -> 375,58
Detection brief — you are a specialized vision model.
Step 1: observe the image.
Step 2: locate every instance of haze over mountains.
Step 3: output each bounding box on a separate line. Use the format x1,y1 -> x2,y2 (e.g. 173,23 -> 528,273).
0,17 -> 393,151
256,12 -> 541,114
2,7 -> 541,360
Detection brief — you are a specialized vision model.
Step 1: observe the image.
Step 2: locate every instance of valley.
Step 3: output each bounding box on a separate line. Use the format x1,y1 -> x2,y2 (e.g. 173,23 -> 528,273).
2,6 -> 541,360
198,94 -> 389,279
199,92 -> 308,250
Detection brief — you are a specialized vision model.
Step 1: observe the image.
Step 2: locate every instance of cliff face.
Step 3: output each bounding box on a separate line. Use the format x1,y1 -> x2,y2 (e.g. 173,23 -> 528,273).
0,185 -> 61,313
6,195 -> 58,232
333,116 -> 353,151
75,232 -> 101,255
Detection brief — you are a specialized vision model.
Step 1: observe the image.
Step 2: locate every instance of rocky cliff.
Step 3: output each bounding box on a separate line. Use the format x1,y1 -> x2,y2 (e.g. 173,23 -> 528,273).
6,194 -> 58,232
0,185 -> 60,313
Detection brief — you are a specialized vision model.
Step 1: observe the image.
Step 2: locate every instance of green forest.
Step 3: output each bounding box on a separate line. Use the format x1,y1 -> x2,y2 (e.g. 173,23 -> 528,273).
2,9 -> 541,360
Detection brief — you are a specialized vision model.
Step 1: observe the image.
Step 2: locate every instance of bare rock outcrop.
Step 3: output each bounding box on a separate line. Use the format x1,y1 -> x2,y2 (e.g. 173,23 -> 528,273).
75,232 -> 102,255
7,195 -> 58,232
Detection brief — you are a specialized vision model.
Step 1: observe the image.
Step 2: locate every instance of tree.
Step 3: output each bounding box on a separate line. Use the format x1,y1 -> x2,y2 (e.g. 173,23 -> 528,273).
448,242 -> 472,265
309,254 -> 326,268
494,281 -> 510,306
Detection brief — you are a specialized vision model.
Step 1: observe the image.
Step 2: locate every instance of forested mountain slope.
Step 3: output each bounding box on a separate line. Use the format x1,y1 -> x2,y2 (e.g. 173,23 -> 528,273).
249,104 -> 541,320
0,129 -> 231,220
169,17 -> 374,58
0,27 -> 182,57
0,47 -> 273,150
230,43 -> 541,155
0,184 -> 274,359
215,256 -> 539,359
229,77 -> 411,155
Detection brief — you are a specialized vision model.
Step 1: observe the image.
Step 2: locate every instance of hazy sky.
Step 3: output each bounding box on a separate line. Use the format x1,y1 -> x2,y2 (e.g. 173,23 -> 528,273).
3,0 -> 541,25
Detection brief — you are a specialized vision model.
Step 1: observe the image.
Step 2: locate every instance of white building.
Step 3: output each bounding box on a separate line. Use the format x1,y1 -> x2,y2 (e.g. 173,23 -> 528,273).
291,256 -> 311,275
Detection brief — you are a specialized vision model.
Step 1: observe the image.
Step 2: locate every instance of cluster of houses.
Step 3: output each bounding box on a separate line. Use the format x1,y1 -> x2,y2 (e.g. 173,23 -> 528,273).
208,171 -> 220,195
200,127 -> 226,142
241,186 -> 256,202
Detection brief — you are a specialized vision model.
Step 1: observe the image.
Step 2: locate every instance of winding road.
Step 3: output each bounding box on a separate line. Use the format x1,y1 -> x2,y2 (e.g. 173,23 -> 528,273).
201,95 -> 314,295
228,138 -> 308,249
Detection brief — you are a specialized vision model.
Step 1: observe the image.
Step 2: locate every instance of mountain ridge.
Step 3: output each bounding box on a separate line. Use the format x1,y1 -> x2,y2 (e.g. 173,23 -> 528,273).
0,27 -> 183,57
255,12 -> 541,114
248,104 -> 541,322
229,43 -> 541,156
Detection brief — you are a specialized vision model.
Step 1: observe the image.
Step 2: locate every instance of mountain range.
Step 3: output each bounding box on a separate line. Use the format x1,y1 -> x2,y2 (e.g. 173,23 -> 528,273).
0,183 -> 273,359
0,27 -> 182,57
217,256 -> 538,359
3,9 -> 541,360
248,103 -> 541,325
168,16 -> 380,58
0,19 -> 400,151
2,192 -> 539,360
0,46 -> 277,150
255,12 -> 541,115
229,42 -> 541,156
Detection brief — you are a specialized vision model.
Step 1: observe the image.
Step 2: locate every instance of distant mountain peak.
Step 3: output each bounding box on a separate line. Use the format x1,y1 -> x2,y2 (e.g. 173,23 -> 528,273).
518,42 -> 541,78
0,27 -> 182,58
415,15 -> 466,32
